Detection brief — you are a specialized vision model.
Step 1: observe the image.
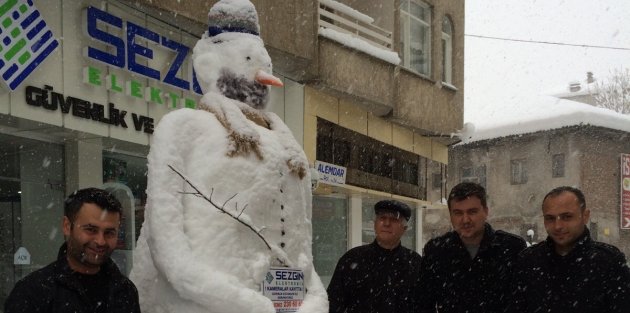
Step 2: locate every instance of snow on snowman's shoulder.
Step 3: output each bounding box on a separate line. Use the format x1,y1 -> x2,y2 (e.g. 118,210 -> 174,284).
154,107 -> 225,136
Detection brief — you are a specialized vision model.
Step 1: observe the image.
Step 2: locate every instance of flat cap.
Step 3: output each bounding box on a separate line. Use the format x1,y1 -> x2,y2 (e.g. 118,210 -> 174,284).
374,199 -> 411,221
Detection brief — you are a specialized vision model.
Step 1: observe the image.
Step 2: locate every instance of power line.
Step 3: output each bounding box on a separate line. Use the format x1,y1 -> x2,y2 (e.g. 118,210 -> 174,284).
465,33 -> 630,51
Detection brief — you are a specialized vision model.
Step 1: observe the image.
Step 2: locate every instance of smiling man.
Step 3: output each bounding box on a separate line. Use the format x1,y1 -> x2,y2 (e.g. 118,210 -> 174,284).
4,188 -> 140,313
327,199 -> 421,313
509,186 -> 630,312
419,182 -> 526,313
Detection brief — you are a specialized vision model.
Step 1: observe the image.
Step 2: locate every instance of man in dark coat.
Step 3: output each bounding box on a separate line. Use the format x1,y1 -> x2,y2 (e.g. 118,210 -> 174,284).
419,182 -> 526,313
508,186 -> 630,313
4,188 -> 141,313
327,199 -> 421,313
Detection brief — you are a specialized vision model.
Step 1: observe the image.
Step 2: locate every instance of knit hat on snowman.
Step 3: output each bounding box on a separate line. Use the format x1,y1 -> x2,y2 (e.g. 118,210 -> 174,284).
207,0 -> 260,37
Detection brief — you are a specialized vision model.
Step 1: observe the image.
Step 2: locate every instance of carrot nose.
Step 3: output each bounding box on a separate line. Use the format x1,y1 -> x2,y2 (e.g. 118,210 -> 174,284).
255,70 -> 284,87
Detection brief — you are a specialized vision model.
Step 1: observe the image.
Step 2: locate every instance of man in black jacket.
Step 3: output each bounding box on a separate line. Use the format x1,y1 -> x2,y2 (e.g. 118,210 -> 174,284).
419,182 -> 526,313
327,199 -> 421,313
509,186 -> 630,313
4,188 -> 141,313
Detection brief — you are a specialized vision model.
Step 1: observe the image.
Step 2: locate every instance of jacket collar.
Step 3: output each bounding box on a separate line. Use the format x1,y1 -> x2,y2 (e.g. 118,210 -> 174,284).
54,243 -> 122,286
544,227 -> 591,256
450,223 -> 496,248
371,239 -> 403,254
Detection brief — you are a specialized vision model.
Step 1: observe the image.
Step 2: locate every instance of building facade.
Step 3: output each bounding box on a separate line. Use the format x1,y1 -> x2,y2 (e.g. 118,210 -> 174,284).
0,0 -> 464,299
450,125 -> 630,258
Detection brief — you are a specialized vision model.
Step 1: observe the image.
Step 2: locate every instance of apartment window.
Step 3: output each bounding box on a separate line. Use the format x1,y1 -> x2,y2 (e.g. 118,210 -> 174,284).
460,165 -> 486,187
461,166 -> 476,183
432,173 -> 443,189
441,16 -> 453,84
400,0 -> 431,75
552,153 -> 565,177
511,159 -> 528,184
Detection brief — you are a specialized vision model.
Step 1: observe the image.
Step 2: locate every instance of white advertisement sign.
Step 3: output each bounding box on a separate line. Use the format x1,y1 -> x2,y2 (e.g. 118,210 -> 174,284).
261,267 -> 304,313
315,160 -> 347,186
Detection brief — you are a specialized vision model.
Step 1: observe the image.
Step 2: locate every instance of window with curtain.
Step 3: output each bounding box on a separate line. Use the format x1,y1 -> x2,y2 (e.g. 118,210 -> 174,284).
400,0 -> 432,76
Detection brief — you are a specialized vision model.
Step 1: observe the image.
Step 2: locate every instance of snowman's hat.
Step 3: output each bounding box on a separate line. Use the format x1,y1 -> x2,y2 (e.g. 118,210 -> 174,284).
207,0 -> 260,37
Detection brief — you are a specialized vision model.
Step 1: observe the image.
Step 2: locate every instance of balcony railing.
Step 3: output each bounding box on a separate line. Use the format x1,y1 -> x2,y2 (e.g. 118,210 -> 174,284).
318,0 -> 393,51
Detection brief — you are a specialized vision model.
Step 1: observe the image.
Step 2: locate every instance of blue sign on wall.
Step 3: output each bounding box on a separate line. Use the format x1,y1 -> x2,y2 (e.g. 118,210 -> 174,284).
0,0 -> 59,91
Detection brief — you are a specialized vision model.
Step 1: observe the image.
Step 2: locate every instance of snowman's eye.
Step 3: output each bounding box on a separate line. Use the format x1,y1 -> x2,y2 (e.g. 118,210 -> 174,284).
246,56 -> 251,61
212,39 -> 223,44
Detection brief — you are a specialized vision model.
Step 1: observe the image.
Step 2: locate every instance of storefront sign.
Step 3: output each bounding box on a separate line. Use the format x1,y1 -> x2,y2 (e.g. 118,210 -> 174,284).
0,0 -> 59,90
315,160 -> 346,186
25,85 -> 154,133
84,5 -> 200,93
261,267 -> 304,313
621,153 -> 630,229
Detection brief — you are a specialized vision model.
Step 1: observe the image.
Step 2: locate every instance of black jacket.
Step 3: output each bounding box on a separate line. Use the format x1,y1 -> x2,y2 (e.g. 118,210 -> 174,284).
508,228 -> 630,313
4,243 -> 141,313
327,240 -> 422,313
419,223 -> 526,313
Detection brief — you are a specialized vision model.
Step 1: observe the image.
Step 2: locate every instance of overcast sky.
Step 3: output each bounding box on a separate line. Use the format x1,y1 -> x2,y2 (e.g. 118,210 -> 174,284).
464,0 -> 630,123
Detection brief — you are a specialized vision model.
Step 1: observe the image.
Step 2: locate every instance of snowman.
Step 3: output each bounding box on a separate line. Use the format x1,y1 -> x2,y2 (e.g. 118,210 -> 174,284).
129,1 -> 328,312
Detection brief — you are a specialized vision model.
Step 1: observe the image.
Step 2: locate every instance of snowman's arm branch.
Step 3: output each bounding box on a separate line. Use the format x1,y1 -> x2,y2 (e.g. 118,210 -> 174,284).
168,164 -> 273,252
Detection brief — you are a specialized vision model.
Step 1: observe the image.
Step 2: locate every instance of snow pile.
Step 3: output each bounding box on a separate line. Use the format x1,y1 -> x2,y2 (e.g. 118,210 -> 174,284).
460,94 -> 630,144
319,27 -> 401,65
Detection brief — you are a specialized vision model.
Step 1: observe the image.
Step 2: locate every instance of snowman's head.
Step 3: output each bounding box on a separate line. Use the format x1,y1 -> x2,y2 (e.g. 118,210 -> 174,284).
192,0 -> 282,110
193,32 -> 281,109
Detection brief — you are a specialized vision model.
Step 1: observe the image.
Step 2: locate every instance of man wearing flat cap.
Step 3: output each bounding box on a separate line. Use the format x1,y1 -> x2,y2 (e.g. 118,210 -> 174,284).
418,182 -> 526,313
327,199 -> 421,313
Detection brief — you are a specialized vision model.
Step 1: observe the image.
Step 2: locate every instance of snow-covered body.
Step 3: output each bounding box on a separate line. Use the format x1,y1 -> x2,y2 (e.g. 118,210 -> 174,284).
130,1 -> 327,312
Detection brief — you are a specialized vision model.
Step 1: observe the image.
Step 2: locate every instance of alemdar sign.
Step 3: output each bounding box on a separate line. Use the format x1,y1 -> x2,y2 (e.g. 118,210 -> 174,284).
0,0 -> 58,90
315,160 -> 346,186
621,153 -> 630,229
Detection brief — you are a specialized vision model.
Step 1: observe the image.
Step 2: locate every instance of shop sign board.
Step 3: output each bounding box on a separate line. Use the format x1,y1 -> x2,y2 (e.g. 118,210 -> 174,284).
315,160 -> 346,186
83,5 -> 201,108
621,153 -> 630,229
261,267 -> 304,313
0,0 -> 59,91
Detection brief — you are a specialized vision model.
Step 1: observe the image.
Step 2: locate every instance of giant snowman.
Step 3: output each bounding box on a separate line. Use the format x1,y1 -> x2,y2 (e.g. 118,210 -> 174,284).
129,1 -> 328,312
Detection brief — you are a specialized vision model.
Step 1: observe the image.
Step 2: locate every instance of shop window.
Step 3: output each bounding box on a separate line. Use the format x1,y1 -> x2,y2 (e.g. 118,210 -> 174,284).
312,195 -> 348,287
102,151 -> 147,275
332,138 -> 351,167
316,132 -> 333,163
400,0 -> 432,76
552,153 -> 565,178
511,159 -> 528,185
316,118 -> 427,199
0,134 -> 65,306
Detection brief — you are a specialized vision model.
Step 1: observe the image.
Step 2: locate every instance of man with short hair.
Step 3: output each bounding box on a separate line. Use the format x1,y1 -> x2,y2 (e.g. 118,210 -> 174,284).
4,187 -> 141,313
419,182 -> 526,313
327,199 -> 421,313
509,186 -> 630,312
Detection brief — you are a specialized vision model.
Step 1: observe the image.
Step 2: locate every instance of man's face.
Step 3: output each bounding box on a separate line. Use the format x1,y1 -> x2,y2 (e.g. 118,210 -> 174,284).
63,202 -> 120,273
374,211 -> 407,248
542,191 -> 589,254
449,196 -> 488,245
